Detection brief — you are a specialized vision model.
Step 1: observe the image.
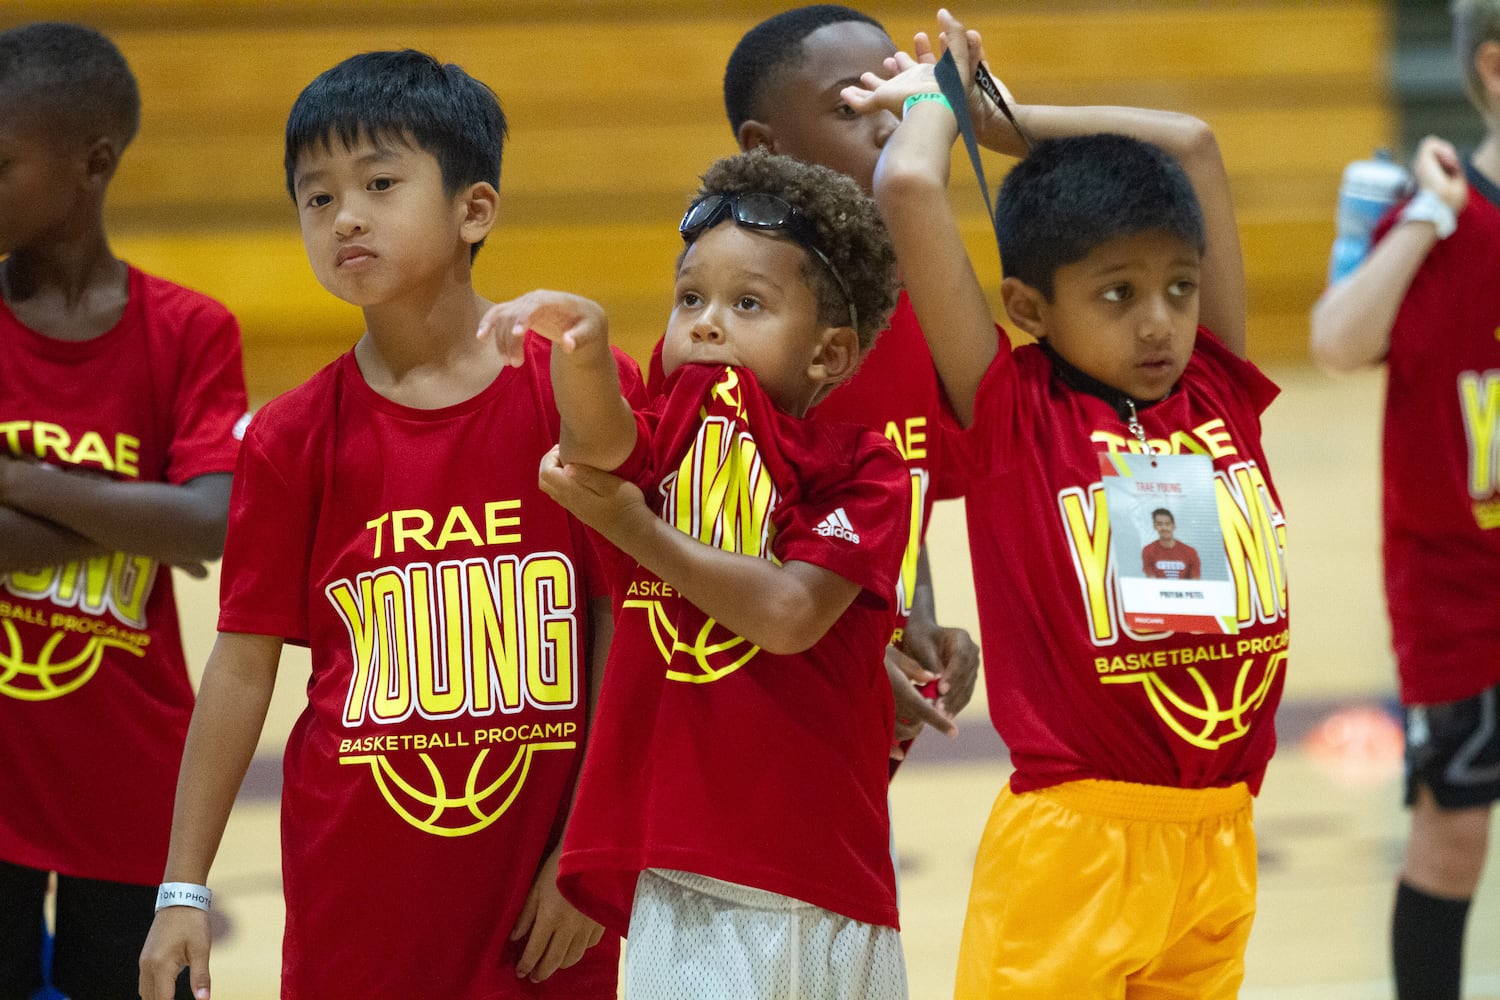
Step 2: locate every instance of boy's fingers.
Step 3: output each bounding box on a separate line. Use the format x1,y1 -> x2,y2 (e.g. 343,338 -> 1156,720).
510,888 -> 538,941
514,922 -> 548,978
886,645 -> 937,685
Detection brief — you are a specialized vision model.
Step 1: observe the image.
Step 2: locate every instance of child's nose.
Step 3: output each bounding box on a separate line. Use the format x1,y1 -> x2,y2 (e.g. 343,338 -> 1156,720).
690,317 -> 723,343
334,205 -> 366,237
1139,297 -> 1173,342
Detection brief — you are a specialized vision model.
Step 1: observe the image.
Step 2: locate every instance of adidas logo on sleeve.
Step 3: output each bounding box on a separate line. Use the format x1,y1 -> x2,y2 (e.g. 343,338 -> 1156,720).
813,507 -> 861,544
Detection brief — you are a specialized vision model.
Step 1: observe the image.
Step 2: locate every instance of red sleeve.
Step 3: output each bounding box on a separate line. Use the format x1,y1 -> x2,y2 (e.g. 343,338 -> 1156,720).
217,408 -> 316,642
774,428 -> 911,611
163,294 -> 249,484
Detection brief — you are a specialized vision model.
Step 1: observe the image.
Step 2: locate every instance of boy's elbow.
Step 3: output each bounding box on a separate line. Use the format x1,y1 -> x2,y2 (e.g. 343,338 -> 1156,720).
1308,332 -> 1375,376
873,156 -> 945,211
744,599 -> 839,656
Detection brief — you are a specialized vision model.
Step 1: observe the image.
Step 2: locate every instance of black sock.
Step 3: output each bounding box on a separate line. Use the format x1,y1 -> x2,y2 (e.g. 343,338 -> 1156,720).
1393,880 -> 1470,1000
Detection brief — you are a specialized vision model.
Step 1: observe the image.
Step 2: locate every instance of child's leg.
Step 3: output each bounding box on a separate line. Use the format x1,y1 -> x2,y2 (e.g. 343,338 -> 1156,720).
624,868 -> 906,1000
51,873 -> 193,1000
1393,683 -> 1500,1000
1126,796 -> 1257,999
955,780 -> 1254,1000
0,860 -> 47,1000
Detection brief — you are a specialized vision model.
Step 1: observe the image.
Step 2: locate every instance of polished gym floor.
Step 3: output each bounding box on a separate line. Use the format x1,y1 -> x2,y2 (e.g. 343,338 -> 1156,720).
172,364 -> 1500,999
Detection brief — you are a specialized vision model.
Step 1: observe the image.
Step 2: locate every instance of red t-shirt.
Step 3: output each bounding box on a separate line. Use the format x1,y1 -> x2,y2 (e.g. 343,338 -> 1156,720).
557,364 -> 910,934
1380,175 -> 1500,704
1142,540 -> 1202,579
807,291 -> 960,629
0,267 -> 247,885
953,329 -> 1289,794
646,290 -> 959,634
219,336 -> 639,999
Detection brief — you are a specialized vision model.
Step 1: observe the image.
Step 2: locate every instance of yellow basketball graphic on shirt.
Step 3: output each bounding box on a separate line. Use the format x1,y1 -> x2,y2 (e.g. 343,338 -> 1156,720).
1102,651 -> 1285,750
340,740 -> 575,838
0,622 -> 144,701
0,553 -> 155,701
623,596 -> 760,684
634,370 -> 782,684
328,553 -> 583,837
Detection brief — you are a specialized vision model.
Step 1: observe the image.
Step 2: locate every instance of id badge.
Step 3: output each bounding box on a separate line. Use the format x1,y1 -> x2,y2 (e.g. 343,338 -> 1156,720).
1100,452 -> 1238,635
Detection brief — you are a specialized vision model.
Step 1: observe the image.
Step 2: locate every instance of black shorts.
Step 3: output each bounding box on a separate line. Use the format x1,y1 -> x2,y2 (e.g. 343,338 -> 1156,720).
0,860 -> 191,1000
1404,680 -> 1500,810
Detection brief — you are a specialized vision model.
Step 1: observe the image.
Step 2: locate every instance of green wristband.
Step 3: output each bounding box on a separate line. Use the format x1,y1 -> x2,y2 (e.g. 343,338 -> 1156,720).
902,92 -> 953,117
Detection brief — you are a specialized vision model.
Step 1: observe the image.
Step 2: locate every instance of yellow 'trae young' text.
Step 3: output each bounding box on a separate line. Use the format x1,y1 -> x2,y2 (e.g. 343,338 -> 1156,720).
329,552 -> 578,726
365,500 -> 522,559
0,421 -> 140,477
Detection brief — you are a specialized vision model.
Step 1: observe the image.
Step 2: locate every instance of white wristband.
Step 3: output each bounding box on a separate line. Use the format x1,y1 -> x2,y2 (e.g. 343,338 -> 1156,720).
155,882 -> 212,912
1397,189 -> 1458,240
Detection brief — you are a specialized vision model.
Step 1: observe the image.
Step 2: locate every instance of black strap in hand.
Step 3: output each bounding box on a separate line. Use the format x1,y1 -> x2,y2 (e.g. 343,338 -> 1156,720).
934,50 -> 1030,264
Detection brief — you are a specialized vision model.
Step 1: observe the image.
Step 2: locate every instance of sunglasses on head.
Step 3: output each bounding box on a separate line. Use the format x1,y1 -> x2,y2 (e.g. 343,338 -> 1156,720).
679,192 -> 858,332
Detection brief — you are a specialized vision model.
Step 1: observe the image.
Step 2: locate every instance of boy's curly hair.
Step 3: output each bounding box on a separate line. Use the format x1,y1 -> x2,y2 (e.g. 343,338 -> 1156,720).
691,149 -> 897,350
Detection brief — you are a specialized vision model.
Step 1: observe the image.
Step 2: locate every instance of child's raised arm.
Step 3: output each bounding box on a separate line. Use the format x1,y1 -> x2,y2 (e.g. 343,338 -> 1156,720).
1310,136 -> 1468,373
989,103 -> 1245,358
851,9 -> 1248,371
538,451 -> 861,655
477,292 -> 637,471
934,8 -> 1247,356
845,58 -> 997,427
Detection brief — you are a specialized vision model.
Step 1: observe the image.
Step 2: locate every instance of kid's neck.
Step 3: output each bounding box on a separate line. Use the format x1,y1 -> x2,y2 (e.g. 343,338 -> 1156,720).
0,239 -> 128,341
1473,131 -> 1500,189
354,287 -> 503,409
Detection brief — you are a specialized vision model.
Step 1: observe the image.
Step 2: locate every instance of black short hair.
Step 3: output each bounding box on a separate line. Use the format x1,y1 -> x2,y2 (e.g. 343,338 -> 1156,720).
994,134 -> 1206,300
0,22 -> 140,149
723,4 -> 884,134
284,49 -> 506,201
1152,508 -> 1175,523
691,149 -> 897,350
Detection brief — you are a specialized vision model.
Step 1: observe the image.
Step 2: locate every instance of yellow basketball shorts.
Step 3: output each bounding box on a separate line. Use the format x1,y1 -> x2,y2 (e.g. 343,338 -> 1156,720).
955,778 -> 1256,999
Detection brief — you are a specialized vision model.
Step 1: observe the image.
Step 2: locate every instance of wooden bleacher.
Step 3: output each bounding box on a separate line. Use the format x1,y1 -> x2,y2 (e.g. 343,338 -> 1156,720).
7,1 -> 1393,402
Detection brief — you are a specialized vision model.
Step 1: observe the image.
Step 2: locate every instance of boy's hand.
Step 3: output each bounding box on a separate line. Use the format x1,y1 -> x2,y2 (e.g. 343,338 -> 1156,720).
509,845 -> 604,982
842,57 -> 941,119
476,290 -> 609,368
538,447 -> 650,546
886,646 -> 956,757
915,9 -> 1027,158
139,907 -> 212,1000
902,615 -> 981,718
1411,135 -> 1468,215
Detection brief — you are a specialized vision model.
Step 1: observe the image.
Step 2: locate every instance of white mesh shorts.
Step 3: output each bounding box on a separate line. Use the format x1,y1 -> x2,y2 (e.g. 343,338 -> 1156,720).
623,868 -> 909,1000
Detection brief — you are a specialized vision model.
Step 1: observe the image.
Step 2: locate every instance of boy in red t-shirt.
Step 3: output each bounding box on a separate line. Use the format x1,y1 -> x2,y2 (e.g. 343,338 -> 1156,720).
719,5 -> 980,754
138,51 -> 637,1000
848,11 -> 1288,997
0,23 -> 248,1000
479,150 -> 912,997
1310,2 -> 1500,995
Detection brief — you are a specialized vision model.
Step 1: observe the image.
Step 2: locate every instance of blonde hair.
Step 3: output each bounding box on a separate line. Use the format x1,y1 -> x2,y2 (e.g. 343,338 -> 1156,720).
1452,0 -> 1500,110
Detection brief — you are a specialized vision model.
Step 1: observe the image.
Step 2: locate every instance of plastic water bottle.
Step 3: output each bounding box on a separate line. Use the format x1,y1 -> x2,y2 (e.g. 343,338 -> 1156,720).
1328,149 -> 1413,283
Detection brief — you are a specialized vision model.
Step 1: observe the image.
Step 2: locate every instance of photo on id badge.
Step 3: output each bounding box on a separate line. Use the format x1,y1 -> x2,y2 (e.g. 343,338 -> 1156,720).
1101,451 -> 1236,635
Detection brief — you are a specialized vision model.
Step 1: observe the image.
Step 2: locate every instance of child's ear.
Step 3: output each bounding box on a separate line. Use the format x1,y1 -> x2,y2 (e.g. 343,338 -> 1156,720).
737,119 -> 775,154
83,137 -> 119,187
1000,276 -> 1049,339
459,182 -> 500,246
808,324 -> 860,387
1477,39 -> 1500,107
